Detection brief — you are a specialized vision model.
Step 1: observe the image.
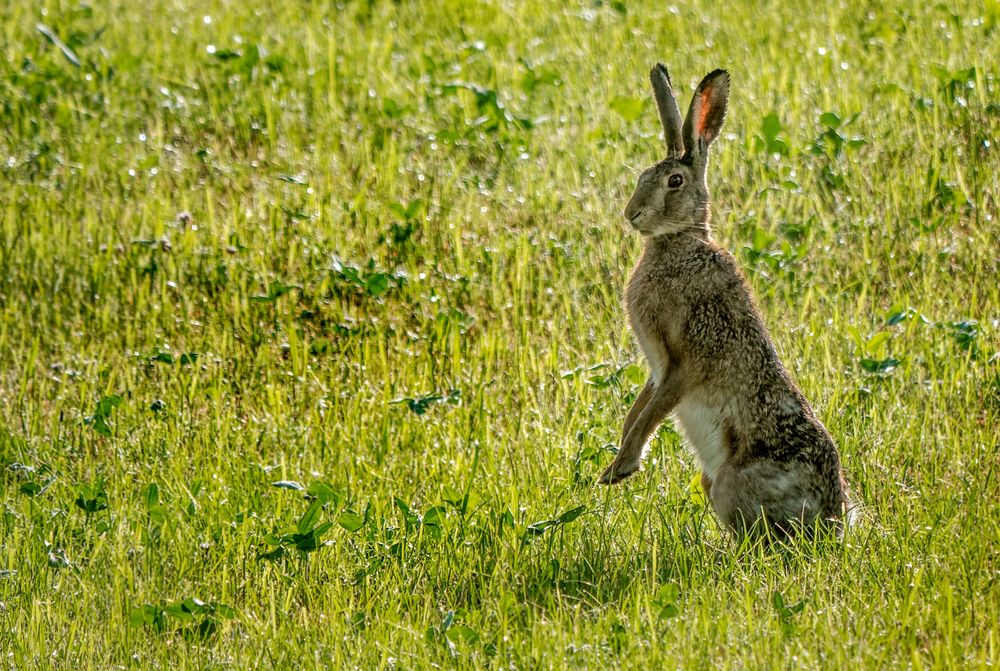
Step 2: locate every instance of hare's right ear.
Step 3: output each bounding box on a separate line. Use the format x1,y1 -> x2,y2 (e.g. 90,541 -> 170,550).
650,63 -> 684,157
682,69 -> 730,160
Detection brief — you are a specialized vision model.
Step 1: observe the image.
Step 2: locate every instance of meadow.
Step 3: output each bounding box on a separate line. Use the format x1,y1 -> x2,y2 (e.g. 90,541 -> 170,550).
1,0 -> 998,668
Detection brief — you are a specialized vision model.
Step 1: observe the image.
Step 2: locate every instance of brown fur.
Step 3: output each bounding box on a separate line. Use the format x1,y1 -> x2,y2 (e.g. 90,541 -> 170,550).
599,65 -> 849,538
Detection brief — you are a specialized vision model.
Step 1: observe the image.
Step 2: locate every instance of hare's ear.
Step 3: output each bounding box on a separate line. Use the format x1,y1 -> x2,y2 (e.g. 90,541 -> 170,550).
650,63 -> 684,157
682,69 -> 730,159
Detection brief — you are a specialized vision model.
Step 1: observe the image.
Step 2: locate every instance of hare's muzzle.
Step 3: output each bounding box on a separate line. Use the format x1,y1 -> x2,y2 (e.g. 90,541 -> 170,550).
625,209 -> 644,231
624,187 -> 646,224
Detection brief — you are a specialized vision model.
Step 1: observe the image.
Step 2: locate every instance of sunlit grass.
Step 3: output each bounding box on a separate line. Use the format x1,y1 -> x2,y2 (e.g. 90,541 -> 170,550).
1,0 -> 998,668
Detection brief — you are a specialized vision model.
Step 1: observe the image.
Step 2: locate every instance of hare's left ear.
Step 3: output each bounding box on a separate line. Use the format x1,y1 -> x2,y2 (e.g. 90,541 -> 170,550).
682,69 -> 730,159
650,63 -> 685,157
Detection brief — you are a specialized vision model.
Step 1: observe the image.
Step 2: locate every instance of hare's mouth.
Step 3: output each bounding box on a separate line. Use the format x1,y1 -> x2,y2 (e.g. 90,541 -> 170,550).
627,212 -> 647,232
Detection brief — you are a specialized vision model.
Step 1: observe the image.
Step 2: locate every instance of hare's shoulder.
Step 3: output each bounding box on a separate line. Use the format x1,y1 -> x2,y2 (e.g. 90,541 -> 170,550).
673,240 -> 745,287
702,242 -> 749,285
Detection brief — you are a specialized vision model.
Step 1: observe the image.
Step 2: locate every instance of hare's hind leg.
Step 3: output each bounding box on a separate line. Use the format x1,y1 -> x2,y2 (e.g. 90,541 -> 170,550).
599,373 -> 683,484
711,459 -> 823,536
700,471 -> 714,498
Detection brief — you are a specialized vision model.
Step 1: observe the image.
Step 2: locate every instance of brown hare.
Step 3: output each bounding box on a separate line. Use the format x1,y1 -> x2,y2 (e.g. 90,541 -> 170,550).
599,64 -> 850,539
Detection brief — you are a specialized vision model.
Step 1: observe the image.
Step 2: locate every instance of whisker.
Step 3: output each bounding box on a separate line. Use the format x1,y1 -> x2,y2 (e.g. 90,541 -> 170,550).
621,163 -> 638,175
649,220 -> 709,229
679,231 -> 711,245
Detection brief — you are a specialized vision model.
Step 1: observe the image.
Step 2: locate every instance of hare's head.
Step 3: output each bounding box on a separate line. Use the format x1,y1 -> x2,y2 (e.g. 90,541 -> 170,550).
624,65 -> 730,237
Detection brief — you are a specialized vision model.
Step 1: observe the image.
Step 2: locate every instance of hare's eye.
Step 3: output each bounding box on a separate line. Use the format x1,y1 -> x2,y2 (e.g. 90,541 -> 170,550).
668,174 -> 683,188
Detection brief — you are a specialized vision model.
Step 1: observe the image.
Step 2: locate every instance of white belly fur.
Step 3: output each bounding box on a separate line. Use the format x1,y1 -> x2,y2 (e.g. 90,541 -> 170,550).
673,396 -> 728,480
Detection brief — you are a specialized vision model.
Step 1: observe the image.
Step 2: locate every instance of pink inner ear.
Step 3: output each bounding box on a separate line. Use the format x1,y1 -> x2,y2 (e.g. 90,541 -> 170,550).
697,88 -> 713,140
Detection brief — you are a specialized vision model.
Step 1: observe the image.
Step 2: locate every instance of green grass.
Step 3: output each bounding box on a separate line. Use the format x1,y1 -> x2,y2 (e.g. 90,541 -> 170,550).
1,0 -> 998,668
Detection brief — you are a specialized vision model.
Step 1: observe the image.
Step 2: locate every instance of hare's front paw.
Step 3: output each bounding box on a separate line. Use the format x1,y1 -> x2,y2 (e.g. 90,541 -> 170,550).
598,457 -> 641,485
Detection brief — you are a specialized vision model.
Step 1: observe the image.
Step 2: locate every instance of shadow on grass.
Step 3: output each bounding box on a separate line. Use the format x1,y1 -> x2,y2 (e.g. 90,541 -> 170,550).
511,498 -> 854,612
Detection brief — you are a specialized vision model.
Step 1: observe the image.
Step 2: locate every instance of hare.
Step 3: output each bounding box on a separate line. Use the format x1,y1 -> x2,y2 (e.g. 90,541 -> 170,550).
599,64 -> 849,538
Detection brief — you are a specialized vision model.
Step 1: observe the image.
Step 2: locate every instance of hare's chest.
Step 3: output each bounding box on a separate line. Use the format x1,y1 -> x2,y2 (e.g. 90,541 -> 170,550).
625,270 -> 676,384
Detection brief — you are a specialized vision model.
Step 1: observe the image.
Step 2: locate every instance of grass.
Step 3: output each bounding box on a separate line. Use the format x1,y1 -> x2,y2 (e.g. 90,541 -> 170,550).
1,0 -> 998,668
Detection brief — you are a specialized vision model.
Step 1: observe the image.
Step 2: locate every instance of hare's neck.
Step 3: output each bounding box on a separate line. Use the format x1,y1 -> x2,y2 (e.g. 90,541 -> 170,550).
647,227 -> 711,255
